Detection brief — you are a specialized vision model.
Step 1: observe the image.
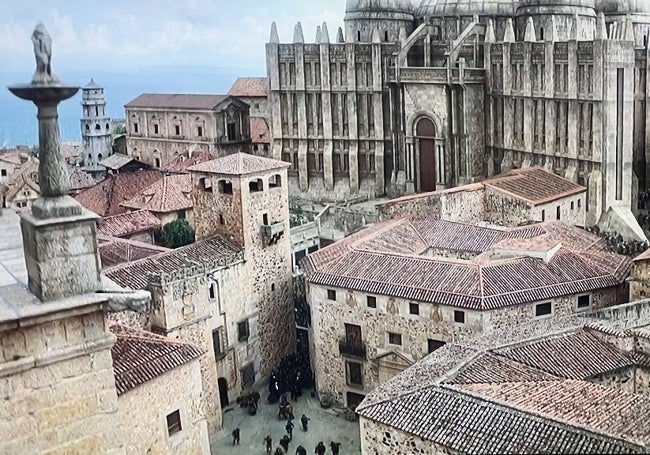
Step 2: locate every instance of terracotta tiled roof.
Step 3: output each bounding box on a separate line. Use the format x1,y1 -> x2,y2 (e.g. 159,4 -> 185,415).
494,331 -> 635,379
228,77 -> 268,97
4,178 -> 40,200
68,166 -> 97,191
359,384 -> 645,454
0,150 -> 22,165
100,153 -> 138,170
459,379 -> 650,445
99,236 -> 170,268
97,210 -> 161,238
104,236 -> 243,290
303,219 -> 631,310
634,247 -> 650,261
75,169 -> 163,216
188,152 -> 289,176
110,324 -> 204,395
250,117 -> 270,144
164,151 -> 214,172
484,167 -> 586,205
357,309 -> 650,454
125,93 -> 227,110
447,351 -> 560,384
120,174 -> 192,213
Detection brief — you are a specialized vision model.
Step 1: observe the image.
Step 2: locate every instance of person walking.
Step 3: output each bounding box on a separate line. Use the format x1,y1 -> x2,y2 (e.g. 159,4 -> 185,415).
314,441 -> 326,455
330,441 -> 341,455
296,446 -> 307,455
232,428 -> 240,445
285,419 -> 294,441
264,435 -> 273,454
274,448 -> 285,455
300,414 -> 310,431
280,435 -> 291,452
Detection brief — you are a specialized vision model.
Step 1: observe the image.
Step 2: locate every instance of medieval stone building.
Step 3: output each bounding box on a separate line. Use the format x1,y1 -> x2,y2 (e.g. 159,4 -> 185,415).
124,94 -> 252,169
81,79 -> 114,174
266,0 -> 650,235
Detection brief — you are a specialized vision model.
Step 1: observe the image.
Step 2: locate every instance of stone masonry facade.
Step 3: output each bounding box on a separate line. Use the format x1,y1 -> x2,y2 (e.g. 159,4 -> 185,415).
308,283 -> 621,407
0,308 -> 122,454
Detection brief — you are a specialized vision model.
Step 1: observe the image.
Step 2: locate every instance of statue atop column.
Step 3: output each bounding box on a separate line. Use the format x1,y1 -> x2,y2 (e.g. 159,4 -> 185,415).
31,23 -> 59,85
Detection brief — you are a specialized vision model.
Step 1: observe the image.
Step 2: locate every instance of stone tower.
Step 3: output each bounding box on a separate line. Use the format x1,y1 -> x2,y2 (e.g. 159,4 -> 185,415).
80,79 -> 113,172
190,153 -> 295,375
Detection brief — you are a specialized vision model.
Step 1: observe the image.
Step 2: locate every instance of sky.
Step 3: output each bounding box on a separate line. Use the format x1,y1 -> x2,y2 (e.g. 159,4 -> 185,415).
0,0 -> 346,74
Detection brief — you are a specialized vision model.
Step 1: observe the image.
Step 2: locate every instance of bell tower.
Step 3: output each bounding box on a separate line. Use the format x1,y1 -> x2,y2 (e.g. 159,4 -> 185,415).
80,78 -> 113,173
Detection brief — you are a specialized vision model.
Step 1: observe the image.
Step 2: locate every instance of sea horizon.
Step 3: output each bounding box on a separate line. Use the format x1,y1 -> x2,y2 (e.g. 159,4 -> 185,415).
0,64 -> 265,148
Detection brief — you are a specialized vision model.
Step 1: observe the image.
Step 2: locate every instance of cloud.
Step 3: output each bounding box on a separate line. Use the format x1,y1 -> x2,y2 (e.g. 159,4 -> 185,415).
0,0 -> 346,72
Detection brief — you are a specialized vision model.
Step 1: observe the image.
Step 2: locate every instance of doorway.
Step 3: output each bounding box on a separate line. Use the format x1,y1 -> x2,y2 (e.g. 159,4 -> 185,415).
417,117 -> 436,192
218,377 -> 229,408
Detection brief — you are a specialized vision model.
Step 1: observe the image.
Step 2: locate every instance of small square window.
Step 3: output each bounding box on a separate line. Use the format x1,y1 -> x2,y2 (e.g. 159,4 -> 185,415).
327,289 -> 336,301
367,296 -> 376,308
428,339 -> 445,354
577,294 -> 590,309
535,302 -> 552,317
237,320 -> 249,342
208,283 -> 216,300
1,169 -> 7,177
166,410 -> 182,436
454,310 -> 465,324
388,332 -> 402,346
409,302 -> 419,315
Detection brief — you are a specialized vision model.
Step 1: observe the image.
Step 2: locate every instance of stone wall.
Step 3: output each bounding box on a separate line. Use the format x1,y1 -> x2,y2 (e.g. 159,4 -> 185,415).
630,260 -> 650,301
117,358 -> 209,455
360,417 -> 456,455
0,308 -> 122,454
127,136 -> 215,169
533,193 -> 587,227
191,171 -> 245,245
309,283 -> 624,407
483,188 -> 531,226
240,167 -> 295,376
375,185 -> 483,221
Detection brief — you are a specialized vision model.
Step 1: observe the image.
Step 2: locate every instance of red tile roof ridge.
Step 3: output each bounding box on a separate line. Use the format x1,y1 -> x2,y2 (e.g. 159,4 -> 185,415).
445,380 -> 650,448
354,247 -> 479,267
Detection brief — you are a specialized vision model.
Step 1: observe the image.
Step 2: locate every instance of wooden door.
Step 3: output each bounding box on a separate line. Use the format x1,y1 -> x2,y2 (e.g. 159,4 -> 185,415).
417,118 -> 437,192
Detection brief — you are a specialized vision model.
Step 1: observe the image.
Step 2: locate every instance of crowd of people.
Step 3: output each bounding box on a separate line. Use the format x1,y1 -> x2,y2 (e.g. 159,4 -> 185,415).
584,225 -> 649,257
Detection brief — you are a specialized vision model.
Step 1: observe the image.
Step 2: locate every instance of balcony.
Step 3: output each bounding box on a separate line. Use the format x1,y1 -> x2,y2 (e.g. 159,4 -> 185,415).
262,222 -> 285,246
339,339 -> 367,360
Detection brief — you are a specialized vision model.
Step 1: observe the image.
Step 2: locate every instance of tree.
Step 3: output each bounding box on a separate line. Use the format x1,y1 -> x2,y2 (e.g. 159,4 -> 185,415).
113,124 -> 126,136
160,219 -> 195,249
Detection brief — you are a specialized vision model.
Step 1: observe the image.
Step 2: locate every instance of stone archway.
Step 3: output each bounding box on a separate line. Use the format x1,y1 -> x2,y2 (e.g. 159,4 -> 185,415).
416,117 -> 436,192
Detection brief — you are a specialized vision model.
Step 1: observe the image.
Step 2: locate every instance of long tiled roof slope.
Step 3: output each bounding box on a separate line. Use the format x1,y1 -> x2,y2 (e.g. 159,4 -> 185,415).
302,218 -> 631,310
98,236 -> 170,268
97,210 -> 161,238
120,174 -> 192,213
104,235 -> 243,290
125,93 -> 227,110
485,167 -> 586,205
75,169 -> 163,216
357,309 -> 650,454
110,324 -> 204,395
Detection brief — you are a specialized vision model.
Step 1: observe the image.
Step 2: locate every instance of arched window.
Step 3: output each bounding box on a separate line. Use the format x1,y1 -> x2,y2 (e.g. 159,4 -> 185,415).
200,177 -> 213,193
106,123 -> 110,131
249,178 -> 263,192
98,153 -> 103,161
219,214 -> 225,225
209,282 -> 217,300
269,174 -> 282,188
95,124 -> 100,131
85,124 -> 90,132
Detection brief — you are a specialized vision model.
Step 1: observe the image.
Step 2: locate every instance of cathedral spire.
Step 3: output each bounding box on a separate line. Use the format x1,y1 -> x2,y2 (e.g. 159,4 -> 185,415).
596,12 -> 607,40
485,19 -> 496,43
269,22 -> 279,44
321,22 -> 330,44
315,25 -> 322,43
524,17 -> 536,42
293,22 -> 304,43
625,16 -> 635,42
337,27 -> 345,43
503,18 -> 515,43
371,28 -> 381,44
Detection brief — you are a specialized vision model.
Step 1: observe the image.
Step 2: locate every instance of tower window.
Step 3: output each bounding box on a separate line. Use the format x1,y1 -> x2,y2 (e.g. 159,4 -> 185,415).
155,158 -> 161,168
249,178 -> 263,193
133,123 -> 139,134
541,209 -> 545,221
175,125 -> 180,136
95,106 -> 99,116
198,126 -> 203,137
357,31 -> 361,42
227,122 -> 237,141
85,124 -> 90,132
95,124 -> 100,131
106,123 -> 110,131
384,31 -> 389,42
154,124 -> 159,135
218,180 -> 233,195
556,206 -> 561,220
219,214 -> 225,225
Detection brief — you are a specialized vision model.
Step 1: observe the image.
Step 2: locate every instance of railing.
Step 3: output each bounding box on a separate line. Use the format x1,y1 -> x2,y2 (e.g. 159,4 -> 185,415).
339,339 -> 367,359
262,221 -> 285,245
